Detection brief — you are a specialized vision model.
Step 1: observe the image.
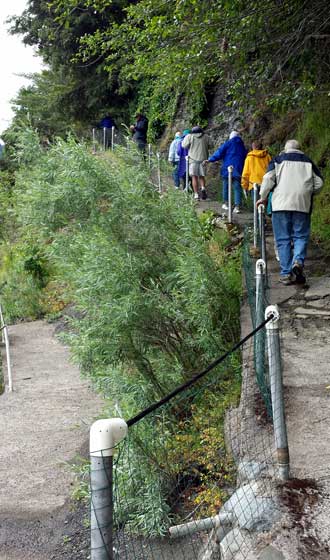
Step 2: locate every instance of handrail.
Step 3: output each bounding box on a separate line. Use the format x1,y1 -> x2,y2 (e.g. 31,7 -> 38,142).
0,305 -> 12,392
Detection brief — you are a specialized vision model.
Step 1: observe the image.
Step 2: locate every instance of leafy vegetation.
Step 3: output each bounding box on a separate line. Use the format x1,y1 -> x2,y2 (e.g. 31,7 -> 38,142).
295,97 -> 330,249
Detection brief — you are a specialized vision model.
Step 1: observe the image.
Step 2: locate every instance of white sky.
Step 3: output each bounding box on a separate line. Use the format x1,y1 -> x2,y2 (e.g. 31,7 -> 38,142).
0,0 -> 42,134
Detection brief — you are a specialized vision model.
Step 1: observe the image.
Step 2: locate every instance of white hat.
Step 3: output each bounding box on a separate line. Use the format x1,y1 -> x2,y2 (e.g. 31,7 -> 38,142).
229,130 -> 239,139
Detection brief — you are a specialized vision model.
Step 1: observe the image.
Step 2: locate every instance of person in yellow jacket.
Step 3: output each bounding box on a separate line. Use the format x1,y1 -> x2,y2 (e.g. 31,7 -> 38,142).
241,141 -> 271,191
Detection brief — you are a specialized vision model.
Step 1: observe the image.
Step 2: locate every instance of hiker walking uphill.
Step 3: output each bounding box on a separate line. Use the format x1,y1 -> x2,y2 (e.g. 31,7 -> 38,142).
168,131 -> 182,189
182,126 -> 212,200
257,139 -> 323,285
204,130 -> 247,213
241,140 -> 271,193
177,128 -> 191,190
97,114 -> 116,149
130,113 -> 148,152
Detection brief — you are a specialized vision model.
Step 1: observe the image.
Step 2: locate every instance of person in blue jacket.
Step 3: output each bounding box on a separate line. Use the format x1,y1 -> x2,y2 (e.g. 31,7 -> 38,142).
98,115 -> 116,129
204,130 -> 247,213
168,131 -> 182,188
97,115 -> 117,149
177,129 -> 191,189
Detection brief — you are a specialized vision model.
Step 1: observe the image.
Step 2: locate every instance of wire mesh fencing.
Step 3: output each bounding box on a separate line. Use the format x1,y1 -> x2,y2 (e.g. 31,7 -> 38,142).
242,225 -> 272,418
88,305 -> 288,560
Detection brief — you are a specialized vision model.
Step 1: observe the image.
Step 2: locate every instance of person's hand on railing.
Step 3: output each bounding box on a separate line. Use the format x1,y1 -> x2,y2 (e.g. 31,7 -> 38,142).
256,198 -> 267,208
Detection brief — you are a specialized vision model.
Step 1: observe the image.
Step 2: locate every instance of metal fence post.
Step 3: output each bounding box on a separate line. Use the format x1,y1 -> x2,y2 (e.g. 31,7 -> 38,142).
253,183 -> 258,249
90,418 -> 128,560
92,128 -> 97,154
185,155 -> 189,192
103,127 -> 107,151
0,306 -> 12,392
111,126 -> 115,151
258,203 -> 267,270
255,259 -> 266,322
156,152 -> 162,193
255,258 -> 266,390
227,165 -> 233,223
265,305 -> 290,481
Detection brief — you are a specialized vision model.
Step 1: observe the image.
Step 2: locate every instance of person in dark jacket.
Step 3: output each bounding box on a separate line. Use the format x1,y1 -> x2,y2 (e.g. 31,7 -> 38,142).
204,130 -> 247,213
130,113 -> 148,151
97,115 -> 117,149
98,115 -> 116,129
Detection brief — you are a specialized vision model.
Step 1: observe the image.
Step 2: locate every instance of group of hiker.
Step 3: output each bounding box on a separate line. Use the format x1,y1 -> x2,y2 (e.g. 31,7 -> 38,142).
169,126 -> 324,286
168,127 -> 272,212
96,112 -> 149,151
95,112 -> 323,286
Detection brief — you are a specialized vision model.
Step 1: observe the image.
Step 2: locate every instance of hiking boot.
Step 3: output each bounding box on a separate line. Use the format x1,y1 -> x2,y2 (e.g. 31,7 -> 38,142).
201,188 -> 207,200
279,274 -> 293,285
233,205 -> 241,214
292,261 -> 306,284
222,203 -> 229,210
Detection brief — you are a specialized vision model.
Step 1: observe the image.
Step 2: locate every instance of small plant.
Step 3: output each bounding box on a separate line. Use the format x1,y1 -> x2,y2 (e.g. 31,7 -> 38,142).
70,459 -> 90,503
198,210 -> 217,240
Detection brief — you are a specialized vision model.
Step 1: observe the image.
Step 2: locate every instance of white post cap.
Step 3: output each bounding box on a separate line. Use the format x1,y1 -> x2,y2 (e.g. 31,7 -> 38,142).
265,305 -> 280,329
256,259 -> 266,274
90,418 -> 128,457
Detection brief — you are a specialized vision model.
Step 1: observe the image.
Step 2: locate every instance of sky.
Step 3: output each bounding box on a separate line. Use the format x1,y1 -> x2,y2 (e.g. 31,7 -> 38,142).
0,0 -> 42,134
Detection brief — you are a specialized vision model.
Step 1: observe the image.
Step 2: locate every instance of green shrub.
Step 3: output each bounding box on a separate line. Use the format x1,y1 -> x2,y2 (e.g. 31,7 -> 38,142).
2,129 -> 242,534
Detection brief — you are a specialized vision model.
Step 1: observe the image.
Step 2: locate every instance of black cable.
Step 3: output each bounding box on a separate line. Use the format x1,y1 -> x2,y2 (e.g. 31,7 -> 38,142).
127,314 -> 273,428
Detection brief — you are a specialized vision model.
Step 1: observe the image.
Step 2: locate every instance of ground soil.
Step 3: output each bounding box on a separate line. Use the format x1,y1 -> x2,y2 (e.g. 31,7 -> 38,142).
0,320 -> 104,559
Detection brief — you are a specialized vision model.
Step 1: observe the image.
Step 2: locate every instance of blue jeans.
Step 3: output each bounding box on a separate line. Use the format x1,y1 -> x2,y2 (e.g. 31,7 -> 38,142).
172,161 -> 180,188
222,177 -> 242,206
272,211 -> 311,276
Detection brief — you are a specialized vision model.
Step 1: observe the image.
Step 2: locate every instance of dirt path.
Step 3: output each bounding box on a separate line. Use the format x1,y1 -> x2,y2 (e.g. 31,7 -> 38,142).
0,320 -> 105,559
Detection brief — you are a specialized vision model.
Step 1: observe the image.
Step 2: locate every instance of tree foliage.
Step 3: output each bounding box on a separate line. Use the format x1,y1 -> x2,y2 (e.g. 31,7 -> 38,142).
9,0 -> 133,127
8,0 -> 330,138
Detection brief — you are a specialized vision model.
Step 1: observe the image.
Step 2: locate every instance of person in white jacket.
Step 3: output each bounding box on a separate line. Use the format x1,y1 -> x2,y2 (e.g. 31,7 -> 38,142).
257,139 -> 323,285
168,131 -> 182,189
182,126 -> 212,200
